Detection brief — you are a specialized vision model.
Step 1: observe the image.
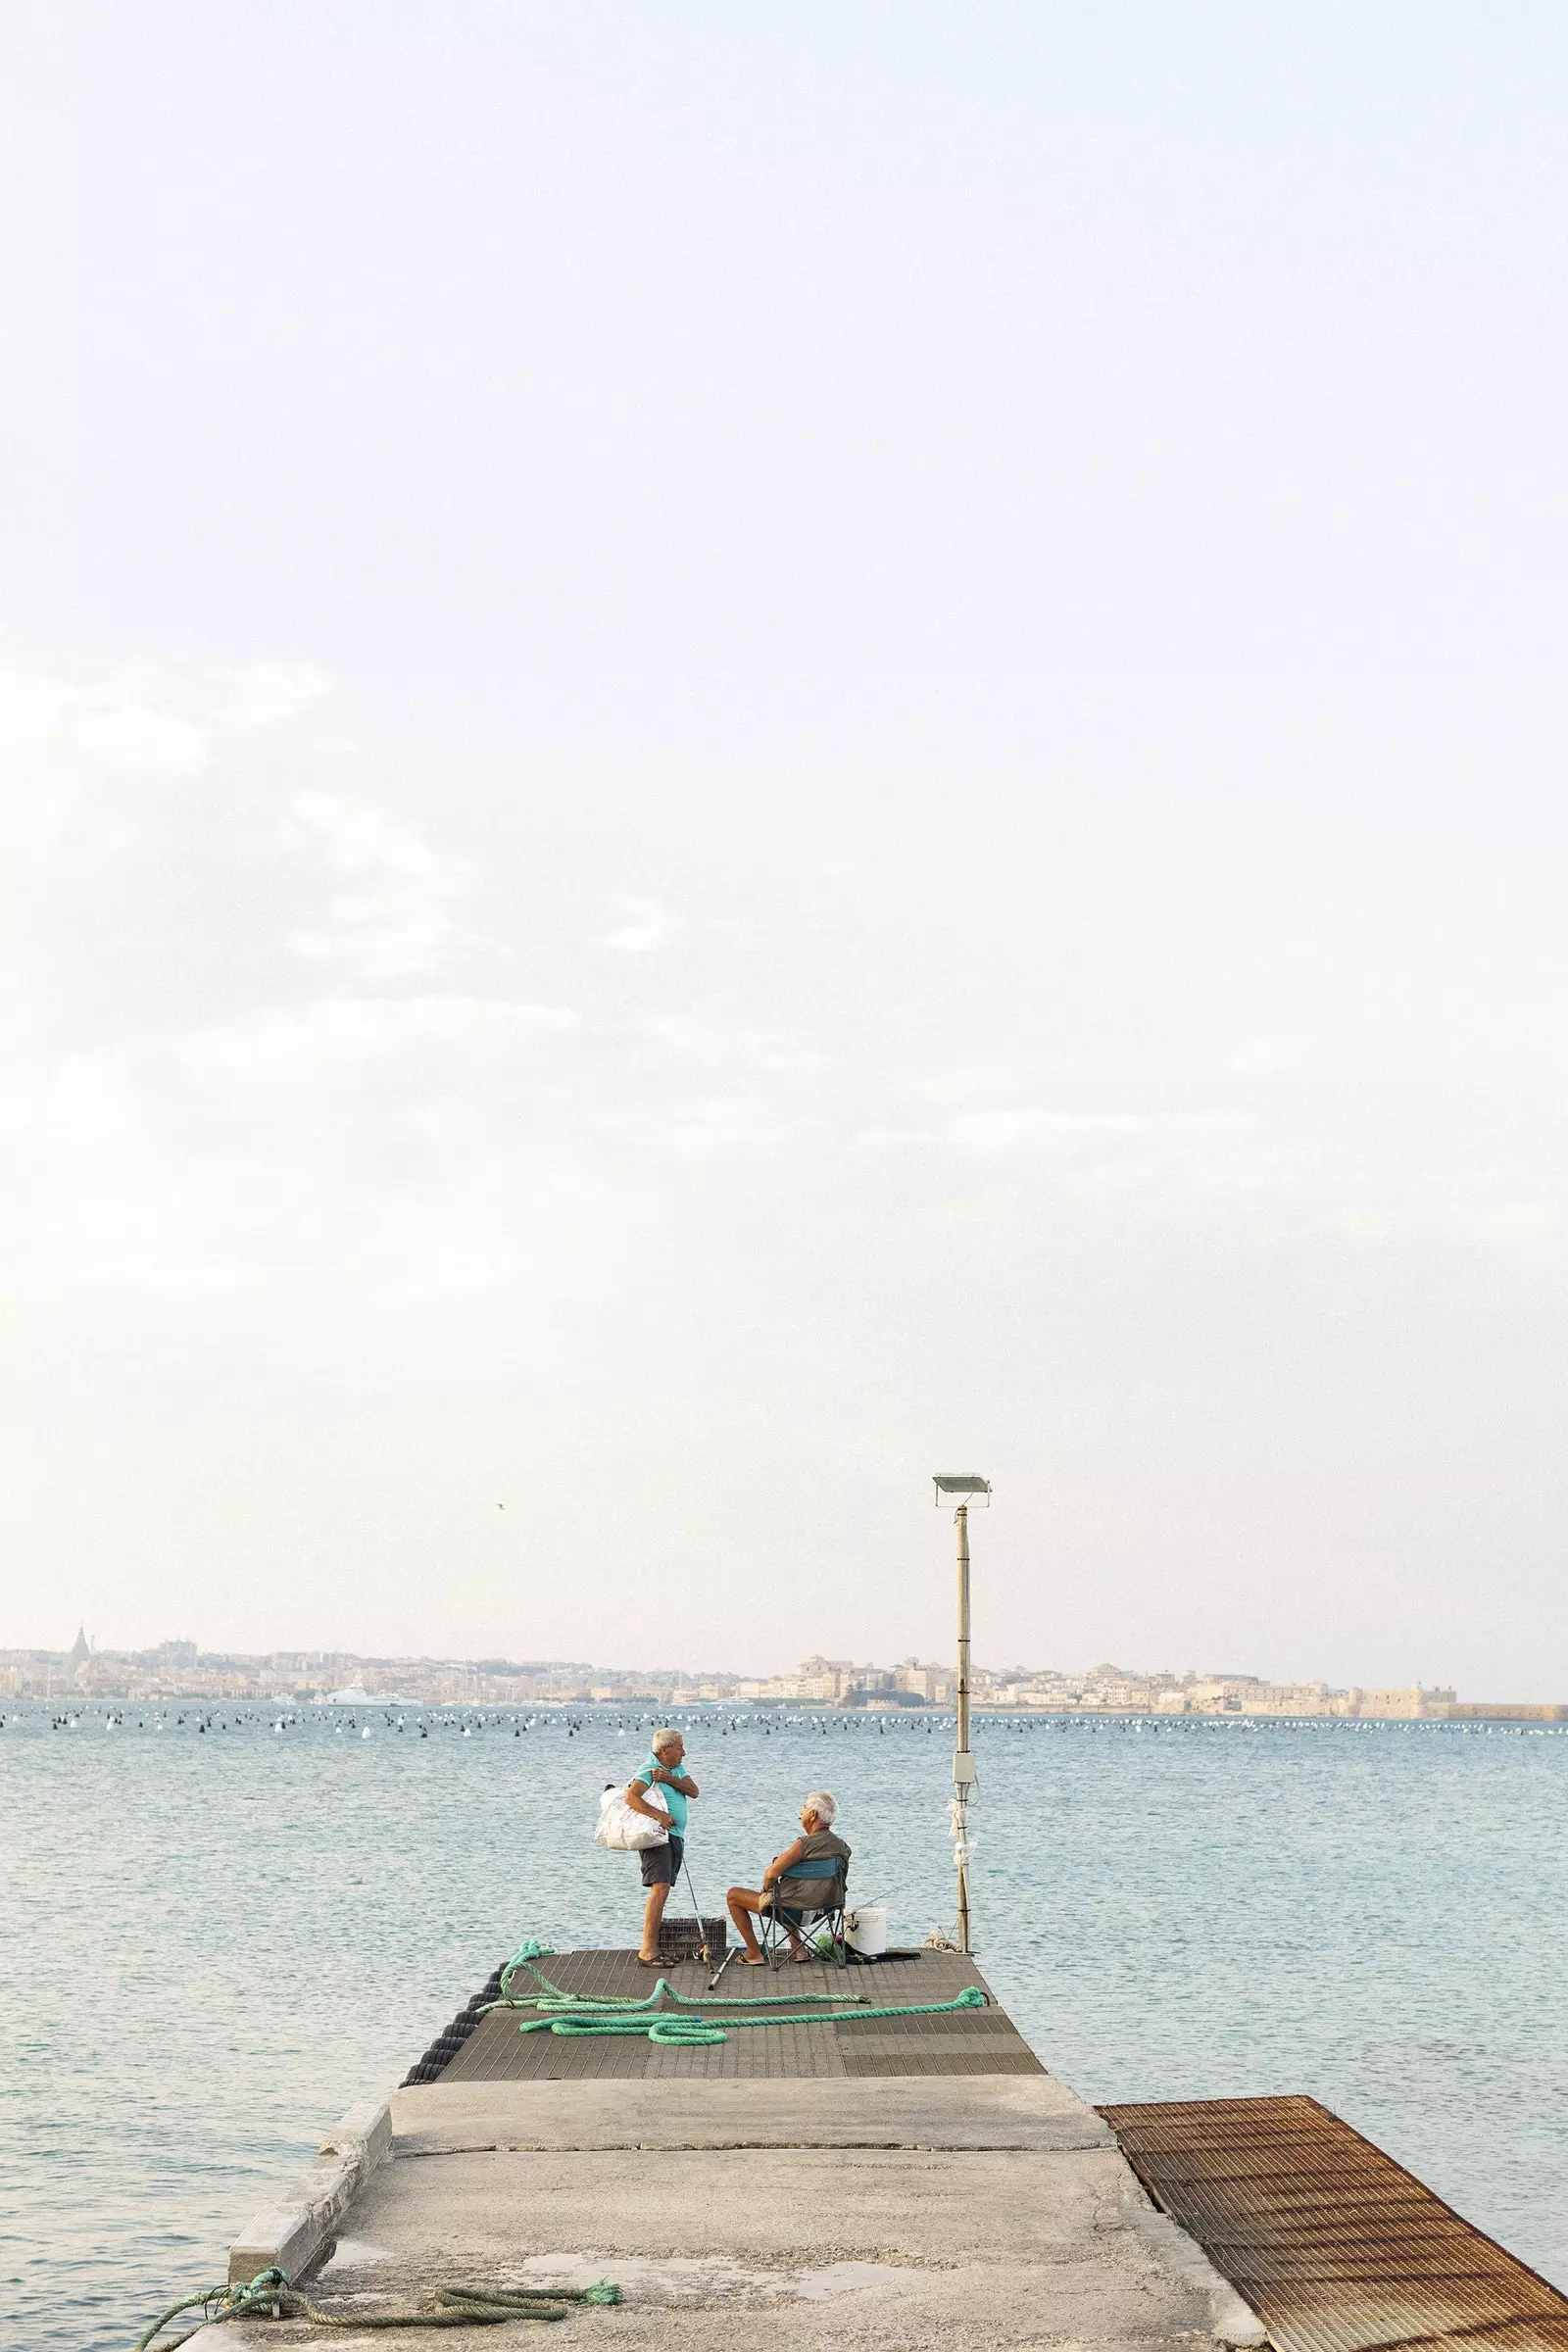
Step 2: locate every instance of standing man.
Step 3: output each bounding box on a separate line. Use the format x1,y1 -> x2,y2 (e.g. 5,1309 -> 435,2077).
625,1729 -> 700,1965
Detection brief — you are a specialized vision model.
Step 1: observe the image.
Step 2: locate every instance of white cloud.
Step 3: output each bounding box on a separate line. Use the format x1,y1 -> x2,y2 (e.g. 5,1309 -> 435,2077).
168,995 -> 577,1082
0,653 -> 328,793
636,1015 -> 819,1073
72,708 -> 210,778
604,1091 -> 792,1157
1227,1032 -> 1316,1078
0,658 -> 208,780
598,894 -> 676,952
946,1108 -> 1155,1151
934,1106 -> 1268,1194
0,666 -> 70,756
217,662 -> 330,732
912,1066 -> 1026,1107
0,993 -> 583,1296
287,790 -> 481,980
849,1125 -> 936,1154
1466,1205 -> 1568,1275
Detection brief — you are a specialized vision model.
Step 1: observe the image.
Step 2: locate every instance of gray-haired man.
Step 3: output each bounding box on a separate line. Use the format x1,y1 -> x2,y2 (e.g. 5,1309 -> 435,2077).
726,1790 -> 849,1965
625,1729 -> 701,1965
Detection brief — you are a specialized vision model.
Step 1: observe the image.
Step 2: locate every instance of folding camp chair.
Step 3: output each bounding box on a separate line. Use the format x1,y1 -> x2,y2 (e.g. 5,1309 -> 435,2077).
758,1856 -> 850,1968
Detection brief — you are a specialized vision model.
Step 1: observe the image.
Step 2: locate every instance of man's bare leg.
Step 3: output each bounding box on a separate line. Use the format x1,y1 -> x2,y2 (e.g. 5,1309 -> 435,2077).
726,1886 -> 768,1963
640,1880 -> 671,1963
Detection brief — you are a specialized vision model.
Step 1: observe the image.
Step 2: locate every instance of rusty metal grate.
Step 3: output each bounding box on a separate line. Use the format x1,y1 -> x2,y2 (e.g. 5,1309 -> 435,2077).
1098,2095 -> 1568,2352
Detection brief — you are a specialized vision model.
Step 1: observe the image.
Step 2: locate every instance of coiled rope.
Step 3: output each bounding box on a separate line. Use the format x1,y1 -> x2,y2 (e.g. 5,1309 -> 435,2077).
133,2266 -> 622,2348
493,1937 -> 990,2047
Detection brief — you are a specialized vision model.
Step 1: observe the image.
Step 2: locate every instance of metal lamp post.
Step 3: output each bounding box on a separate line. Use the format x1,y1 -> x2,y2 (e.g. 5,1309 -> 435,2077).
933,1474 -> 991,1952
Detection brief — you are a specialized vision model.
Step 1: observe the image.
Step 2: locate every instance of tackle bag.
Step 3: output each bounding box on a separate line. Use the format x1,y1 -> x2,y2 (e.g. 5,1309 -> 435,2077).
593,1781 -> 670,1851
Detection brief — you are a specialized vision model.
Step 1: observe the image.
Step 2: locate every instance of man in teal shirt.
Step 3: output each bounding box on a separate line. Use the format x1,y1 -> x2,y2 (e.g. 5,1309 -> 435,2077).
625,1729 -> 701,1964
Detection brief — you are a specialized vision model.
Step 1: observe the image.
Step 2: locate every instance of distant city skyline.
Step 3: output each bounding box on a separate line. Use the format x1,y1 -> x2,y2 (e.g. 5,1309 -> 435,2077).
6,1636 -> 1559,1721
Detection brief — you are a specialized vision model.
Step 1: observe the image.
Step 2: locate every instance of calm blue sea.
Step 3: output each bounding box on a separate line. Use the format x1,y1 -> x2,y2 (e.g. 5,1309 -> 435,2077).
4,1703 -> 1566,2350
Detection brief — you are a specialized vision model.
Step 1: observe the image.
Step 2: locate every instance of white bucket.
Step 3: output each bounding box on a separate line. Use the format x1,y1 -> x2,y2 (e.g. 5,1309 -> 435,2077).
844,1904 -> 888,1957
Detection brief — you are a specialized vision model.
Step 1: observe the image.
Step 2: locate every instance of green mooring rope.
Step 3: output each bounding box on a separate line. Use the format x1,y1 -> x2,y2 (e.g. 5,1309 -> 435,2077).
492,1943 -> 990,2047
132,2265 -> 622,2349
517,1984 -> 988,2045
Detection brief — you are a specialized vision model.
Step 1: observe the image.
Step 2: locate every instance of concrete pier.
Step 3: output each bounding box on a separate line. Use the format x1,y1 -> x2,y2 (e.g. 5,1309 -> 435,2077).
213,1949 -> 1256,2350
202,1945 -> 1568,2352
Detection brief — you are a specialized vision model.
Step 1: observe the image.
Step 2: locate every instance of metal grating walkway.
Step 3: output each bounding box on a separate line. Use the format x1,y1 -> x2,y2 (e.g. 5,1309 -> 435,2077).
436,1947 -> 1046,2082
1099,2095 -> 1568,2352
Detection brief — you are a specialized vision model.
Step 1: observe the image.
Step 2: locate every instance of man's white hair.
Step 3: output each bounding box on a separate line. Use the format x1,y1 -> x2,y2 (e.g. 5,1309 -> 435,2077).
652,1728 -> 682,1754
804,1789 -> 837,1824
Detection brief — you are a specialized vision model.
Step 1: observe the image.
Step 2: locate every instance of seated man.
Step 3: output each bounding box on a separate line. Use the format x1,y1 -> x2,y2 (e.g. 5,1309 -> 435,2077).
726,1791 -> 850,1965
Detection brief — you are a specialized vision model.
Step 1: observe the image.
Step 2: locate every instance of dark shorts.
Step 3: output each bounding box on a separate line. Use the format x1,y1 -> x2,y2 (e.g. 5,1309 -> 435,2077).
641,1833 -> 684,1887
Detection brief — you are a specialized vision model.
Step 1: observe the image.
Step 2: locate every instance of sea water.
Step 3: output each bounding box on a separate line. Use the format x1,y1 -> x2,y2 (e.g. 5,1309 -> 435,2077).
4,1703 -> 1565,2349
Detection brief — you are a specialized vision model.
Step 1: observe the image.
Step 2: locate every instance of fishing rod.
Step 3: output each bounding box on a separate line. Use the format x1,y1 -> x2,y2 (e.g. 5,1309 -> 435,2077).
680,1854 -> 717,1975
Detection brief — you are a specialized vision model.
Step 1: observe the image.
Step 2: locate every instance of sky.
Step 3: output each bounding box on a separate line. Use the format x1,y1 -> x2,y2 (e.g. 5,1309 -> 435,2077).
4,3 -> 1568,1692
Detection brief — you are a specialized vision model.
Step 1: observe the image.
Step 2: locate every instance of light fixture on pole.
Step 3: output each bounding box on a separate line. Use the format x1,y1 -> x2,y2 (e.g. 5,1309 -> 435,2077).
933,1474 -> 991,1953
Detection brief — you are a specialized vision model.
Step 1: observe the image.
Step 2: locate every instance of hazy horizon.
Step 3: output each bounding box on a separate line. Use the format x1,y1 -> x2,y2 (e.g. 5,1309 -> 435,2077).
4,1627 -> 1482,1691
8,7 -> 1568,1693
3,1599 -> 1556,1704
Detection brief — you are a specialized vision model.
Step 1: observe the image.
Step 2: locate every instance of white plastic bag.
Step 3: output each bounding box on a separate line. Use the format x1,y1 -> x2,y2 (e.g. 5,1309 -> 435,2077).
593,1781 -> 669,1852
